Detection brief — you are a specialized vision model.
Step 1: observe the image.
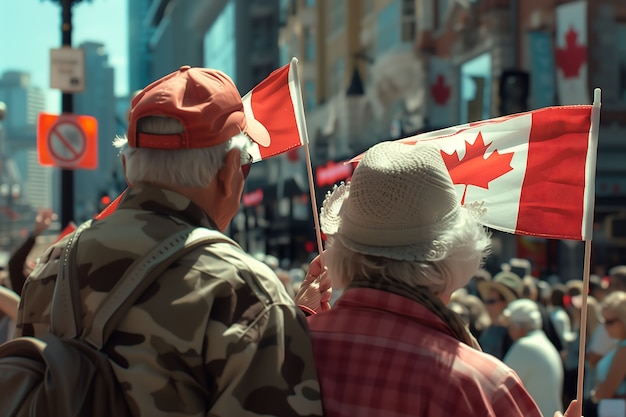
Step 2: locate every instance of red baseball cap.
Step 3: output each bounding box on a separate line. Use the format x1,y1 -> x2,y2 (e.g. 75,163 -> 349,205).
127,65 -> 269,149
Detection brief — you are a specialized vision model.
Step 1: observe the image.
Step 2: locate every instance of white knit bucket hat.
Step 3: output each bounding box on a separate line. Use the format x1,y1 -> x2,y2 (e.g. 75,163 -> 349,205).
320,141 -> 482,261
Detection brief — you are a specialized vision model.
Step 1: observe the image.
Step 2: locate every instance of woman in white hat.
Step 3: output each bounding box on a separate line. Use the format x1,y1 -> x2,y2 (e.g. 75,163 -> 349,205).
300,141 -> 579,417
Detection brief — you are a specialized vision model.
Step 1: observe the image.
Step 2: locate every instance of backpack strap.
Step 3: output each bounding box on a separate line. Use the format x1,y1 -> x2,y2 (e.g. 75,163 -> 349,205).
83,227 -> 233,349
50,219 -> 94,339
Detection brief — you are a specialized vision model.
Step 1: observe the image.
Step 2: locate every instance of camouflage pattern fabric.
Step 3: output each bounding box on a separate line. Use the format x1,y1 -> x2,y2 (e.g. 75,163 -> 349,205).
16,185 -> 323,417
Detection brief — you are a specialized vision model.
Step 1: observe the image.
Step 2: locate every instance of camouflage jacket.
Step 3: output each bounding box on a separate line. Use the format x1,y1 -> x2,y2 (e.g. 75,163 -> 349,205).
16,185 -> 323,417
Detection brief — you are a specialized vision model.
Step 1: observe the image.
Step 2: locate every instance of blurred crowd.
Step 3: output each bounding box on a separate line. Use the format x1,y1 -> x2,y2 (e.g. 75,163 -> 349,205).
0,207 -> 625,417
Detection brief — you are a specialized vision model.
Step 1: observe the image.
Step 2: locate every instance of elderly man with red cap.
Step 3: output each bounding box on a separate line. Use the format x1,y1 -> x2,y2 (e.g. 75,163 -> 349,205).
14,67 -> 323,416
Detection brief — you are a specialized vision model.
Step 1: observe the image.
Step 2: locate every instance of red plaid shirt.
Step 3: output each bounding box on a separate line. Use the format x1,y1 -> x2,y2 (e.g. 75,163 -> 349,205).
308,287 -> 543,417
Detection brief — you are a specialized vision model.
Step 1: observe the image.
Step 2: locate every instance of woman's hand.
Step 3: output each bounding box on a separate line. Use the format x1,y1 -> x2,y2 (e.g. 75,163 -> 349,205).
295,254 -> 331,314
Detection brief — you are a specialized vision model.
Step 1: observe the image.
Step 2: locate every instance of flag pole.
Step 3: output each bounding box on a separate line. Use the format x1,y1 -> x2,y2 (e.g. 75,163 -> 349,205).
576,88 -> 602,406
289,58 -> 325,261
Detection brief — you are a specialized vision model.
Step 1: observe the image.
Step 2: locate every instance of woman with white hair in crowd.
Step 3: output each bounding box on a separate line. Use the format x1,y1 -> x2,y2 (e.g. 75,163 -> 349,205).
298,141 -> 579,417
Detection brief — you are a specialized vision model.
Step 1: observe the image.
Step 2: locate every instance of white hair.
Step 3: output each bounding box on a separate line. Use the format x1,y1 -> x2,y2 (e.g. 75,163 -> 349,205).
325,212 -> 491,297
114,116 -> 251,188
509,313 -> 543,331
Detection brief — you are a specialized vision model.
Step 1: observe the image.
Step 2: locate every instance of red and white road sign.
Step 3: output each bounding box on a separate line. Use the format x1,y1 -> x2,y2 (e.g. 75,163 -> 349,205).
37,112 -> 98,170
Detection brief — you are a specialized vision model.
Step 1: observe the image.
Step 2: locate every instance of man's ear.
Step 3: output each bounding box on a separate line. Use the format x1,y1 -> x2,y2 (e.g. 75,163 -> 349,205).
217,149 -> 239,197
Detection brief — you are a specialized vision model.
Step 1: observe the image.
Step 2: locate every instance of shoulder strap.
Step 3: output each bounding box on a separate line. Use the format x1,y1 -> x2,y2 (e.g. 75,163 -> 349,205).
50,219 -> 94,339
83,227 -> 233,349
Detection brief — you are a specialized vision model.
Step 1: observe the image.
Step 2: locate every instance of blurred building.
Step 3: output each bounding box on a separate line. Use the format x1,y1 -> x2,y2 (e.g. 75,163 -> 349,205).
127,0 -> 626,273
0,72 -> 48,249
73,41 -> 117,222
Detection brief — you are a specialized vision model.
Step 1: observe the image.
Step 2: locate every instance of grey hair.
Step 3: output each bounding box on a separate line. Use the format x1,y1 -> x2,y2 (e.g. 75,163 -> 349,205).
114,116 -> 251,188
324,212 -> 491,297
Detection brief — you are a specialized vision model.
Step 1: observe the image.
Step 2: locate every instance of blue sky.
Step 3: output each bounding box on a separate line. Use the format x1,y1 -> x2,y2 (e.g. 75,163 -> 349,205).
0,0 -> 128,113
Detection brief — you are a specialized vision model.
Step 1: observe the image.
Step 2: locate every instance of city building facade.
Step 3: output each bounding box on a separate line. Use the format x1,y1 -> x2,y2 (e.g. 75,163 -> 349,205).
125,0 -> 626,275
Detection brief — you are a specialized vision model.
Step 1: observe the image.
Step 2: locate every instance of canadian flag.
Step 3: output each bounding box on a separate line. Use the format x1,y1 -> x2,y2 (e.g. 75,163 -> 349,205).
351,104 -> 600,241
555,0 -> 589,105
242,57 -> 309,162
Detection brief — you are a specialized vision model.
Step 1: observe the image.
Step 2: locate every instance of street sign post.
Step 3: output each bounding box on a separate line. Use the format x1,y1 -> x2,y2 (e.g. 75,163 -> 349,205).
50,47 -> 85,93
37,112 -> 98,170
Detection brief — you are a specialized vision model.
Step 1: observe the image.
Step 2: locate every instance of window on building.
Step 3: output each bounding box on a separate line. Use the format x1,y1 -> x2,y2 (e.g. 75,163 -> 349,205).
280,44 -> 290,65
251,15 -> 274,50
291,33 -> 299,60
328,58 -> 346,98
460,53 -> 492,123
327,2 -> 345,35
436,0 -> 449,30
304,79 -> 316,110
279,0 -> 289,26
618,24 -> 626,102
401,0 -> 416,42
204,1 -> 236,82
304,26 -> 316,61
376,0 -> 401,54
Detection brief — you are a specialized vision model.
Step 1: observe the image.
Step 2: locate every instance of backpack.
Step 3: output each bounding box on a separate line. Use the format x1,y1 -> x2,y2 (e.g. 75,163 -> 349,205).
0,220 -> 229,417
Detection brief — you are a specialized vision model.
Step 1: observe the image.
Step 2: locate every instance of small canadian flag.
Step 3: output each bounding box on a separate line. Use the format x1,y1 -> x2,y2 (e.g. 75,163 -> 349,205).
351,103 -> 601,241
242,57 -> 309,163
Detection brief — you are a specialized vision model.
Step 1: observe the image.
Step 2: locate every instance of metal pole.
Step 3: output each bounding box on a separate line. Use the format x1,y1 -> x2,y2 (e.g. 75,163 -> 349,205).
60,0 -> 74,227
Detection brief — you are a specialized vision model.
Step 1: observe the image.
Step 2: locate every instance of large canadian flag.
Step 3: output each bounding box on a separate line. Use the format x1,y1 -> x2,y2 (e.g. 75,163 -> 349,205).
555,0 -> 589,105
242,57 -> 309,162
351,104 -> 601,241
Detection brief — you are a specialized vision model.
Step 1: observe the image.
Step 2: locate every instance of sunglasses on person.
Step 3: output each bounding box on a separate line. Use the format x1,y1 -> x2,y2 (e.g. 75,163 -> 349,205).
604,317 -> 621,326
241,151 -> 253,179
484,297 -> 505,305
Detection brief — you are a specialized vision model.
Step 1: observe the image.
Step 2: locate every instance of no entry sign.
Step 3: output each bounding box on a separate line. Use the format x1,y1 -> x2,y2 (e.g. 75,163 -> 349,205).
37,112 -> 98,169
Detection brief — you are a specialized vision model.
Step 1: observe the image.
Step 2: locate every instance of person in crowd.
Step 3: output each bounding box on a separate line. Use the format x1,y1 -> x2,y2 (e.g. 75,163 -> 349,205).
502,299 -> 564,417
465,267 -> 492,298
450,291 -> 491,339
548,283 -> 573,358
0,283 -> 19,342
563,293 -> 601,410
589,274 -> 609,303
586,267 -> 624,370
607,266 -> 626,293
8,208 -> 57,295
302,140 -> 553,417
591,291 -> 626,403
524,274 -> 565,357
477,270 -> 523,359
15,66 -> 323,416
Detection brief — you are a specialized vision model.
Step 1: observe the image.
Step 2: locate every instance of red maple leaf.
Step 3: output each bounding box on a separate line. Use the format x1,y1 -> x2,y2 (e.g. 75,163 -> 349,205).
555,27 -> 587,78
431,74 -> 450,105
440,132 -> 514,204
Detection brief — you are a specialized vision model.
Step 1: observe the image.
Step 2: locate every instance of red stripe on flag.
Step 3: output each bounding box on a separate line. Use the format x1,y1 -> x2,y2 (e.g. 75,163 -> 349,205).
249,65 -> 302,160
516,107 -> 591,240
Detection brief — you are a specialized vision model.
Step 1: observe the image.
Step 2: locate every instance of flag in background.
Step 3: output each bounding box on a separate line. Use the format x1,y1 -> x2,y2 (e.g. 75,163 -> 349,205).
242,57 -> 309,162
555,0 -> 589,105
350,105 -> 599,241
428,56 -> 454,128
